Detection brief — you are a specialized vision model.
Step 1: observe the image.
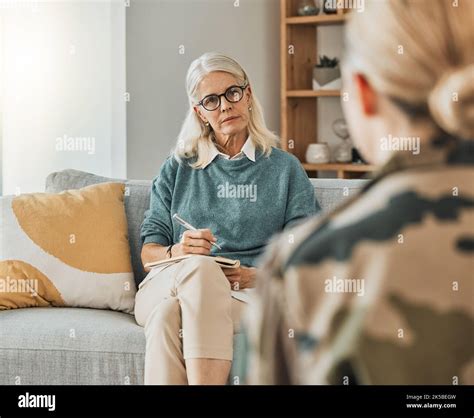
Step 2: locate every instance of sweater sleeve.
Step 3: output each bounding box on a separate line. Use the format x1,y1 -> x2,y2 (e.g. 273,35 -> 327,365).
283,157 -> 320,230
140,157 -> 177,246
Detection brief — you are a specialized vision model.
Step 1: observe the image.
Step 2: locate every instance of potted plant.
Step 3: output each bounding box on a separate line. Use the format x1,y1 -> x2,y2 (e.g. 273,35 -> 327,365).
312,55 -> 341,90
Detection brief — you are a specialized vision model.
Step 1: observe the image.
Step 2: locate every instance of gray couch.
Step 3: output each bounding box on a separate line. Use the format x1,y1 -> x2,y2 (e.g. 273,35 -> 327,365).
0,169 -> 369,385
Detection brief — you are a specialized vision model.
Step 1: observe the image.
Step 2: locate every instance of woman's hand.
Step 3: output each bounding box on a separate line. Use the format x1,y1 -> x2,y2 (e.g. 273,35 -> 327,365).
221,266 -> 257,291
172,228 -> 217,257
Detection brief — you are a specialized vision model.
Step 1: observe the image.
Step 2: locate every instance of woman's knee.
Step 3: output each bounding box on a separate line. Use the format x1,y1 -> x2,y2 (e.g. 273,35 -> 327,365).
179,256 -> 230,290
144,297 -> 181,337
184,255 -> 221,271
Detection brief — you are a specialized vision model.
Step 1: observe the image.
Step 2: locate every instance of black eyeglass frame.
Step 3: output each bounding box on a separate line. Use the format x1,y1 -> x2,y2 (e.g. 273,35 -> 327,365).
196,83 -> 249,111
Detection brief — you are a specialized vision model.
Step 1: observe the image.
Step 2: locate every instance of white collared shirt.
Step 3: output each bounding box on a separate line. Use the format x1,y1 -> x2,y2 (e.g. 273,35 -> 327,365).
201,136 -> 256,169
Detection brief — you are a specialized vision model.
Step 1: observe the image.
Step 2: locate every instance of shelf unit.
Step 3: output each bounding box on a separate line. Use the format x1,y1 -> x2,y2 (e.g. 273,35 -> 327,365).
280,0 -> 373,179
303,163 -> 377,179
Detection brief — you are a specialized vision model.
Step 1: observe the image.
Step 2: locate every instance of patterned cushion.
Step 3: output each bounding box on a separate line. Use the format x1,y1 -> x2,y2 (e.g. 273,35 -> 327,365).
0,183 -> 136,313
46,169 -> 151,288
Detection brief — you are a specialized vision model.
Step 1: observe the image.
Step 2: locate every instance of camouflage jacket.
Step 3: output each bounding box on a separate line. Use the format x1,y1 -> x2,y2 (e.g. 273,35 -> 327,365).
244,136 -> 474,385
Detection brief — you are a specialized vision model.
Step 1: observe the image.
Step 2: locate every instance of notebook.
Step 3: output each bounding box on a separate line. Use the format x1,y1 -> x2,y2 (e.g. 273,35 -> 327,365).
141,255 -> 254,303
144,254 -> 240,270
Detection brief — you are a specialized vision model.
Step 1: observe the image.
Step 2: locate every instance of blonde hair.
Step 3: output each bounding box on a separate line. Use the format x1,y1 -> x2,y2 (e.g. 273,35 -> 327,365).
174,52 -> 278,168
344,0 -> 474,140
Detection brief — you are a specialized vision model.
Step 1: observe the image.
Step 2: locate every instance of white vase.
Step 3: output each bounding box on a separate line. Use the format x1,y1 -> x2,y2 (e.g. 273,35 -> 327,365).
305,143 -> 330,164
312,67 -> 341,90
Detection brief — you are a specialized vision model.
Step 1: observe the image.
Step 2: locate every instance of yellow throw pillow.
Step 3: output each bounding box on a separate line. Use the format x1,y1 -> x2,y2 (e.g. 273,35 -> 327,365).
0,182 -> 136,313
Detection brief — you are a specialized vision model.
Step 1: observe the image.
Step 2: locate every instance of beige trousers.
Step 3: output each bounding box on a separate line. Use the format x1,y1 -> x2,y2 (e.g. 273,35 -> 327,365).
134,255 -> 246,385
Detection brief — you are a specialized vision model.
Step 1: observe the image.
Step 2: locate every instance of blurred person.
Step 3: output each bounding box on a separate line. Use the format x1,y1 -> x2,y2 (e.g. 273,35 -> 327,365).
245,0 -> 474,384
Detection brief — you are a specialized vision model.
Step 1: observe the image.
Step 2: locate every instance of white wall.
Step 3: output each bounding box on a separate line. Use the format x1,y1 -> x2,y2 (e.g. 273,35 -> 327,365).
1,0 -> 126,195
0,0 -> 345,191
126,0 -> 280,180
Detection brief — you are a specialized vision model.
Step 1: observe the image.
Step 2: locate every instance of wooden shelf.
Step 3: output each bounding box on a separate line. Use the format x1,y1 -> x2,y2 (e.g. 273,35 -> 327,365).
302,163 -> 377,172
302,163 -> 377,179
286,89 -> 341,97
285,14 -> 347,25
280,0 -> 369,178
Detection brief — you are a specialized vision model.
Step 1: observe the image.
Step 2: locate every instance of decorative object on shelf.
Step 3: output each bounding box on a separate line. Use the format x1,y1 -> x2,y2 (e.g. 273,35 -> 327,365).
352,147 -> 367,164
305,142 -> 330,164
332,118 -> 352,163
313,55 -> 341,90
297,0 -> 320,16
323,0 -> 338,14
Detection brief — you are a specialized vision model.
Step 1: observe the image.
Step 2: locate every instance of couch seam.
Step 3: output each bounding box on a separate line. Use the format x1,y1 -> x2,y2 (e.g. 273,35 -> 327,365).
0,347 -> 144,355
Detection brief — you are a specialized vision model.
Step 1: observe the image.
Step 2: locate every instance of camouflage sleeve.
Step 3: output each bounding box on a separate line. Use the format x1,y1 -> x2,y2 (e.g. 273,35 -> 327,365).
241,232 -> 295,384
243,216 -> 362,385
242,216 -> 323,385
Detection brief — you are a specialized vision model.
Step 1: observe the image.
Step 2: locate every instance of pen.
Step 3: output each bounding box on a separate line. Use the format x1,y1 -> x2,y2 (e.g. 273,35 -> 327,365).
172,213 -> 222,250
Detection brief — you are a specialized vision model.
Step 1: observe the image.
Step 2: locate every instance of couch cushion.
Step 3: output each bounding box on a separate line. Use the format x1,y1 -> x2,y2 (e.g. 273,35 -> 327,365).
310,178 -> 369,213
0,307 -> 145,384
46,169 -> 151,288
0,183 -> 135,313
0,306 -> 246,385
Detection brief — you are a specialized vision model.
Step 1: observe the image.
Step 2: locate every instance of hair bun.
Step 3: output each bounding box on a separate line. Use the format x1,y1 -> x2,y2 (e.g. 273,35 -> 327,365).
428,64 -> 474,139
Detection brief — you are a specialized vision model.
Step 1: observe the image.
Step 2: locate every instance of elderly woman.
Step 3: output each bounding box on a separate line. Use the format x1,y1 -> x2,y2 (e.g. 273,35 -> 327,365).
135,52 -> 319,384
245,0 -> 474,385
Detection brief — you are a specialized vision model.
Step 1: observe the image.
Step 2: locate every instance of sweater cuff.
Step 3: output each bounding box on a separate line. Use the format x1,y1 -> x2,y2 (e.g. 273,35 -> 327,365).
142,234 -> 170,246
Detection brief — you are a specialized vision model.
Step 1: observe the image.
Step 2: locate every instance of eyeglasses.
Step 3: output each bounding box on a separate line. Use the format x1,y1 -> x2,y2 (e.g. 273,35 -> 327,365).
197,84 -> 248,111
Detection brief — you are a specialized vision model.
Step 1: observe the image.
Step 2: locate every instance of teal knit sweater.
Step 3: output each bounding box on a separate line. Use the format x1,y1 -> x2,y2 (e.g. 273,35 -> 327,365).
140,147 -> 319,267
